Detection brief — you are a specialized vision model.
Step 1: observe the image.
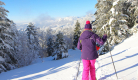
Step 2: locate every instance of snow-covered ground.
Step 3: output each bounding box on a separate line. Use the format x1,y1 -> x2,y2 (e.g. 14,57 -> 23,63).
0,33 -> 138,80
76,32 -> 138,80
0,49 -> 82,80
95,32 -> 138,80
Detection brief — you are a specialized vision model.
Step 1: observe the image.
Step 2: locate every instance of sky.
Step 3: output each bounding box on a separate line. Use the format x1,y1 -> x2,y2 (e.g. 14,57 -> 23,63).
2,0 -> 97,23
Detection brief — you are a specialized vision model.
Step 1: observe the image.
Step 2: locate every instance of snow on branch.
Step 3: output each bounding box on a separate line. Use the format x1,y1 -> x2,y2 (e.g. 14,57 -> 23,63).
0,7 -> 9,13
0,1 -> 5,5
113,0 -> 119,6
109,18 -> 115,25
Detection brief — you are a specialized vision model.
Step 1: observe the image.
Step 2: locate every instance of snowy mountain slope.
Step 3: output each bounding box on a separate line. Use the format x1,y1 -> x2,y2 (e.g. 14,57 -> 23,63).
0,33 -> 138,80
76,33 -> 138,80
16,16 -> 77,30
0,49 -> 81,80
96,32 -> 138,80
16,14 -> 95,31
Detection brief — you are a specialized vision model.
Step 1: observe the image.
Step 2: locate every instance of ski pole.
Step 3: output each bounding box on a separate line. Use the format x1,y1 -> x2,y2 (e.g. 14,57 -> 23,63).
107,41 -> 118,80
76,57 -> 81,80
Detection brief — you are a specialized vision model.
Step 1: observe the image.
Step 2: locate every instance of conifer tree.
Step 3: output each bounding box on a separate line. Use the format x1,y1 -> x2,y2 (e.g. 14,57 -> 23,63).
54,32 -> 67,60
73,20 -> 81,49
47,37 -> 54,56
15,31 -> 32,66
94,0 -> 138,53
26,22 -> 39,61
94,0 -> 113,36
111,0 -> 137,39
0,1 -> 18,73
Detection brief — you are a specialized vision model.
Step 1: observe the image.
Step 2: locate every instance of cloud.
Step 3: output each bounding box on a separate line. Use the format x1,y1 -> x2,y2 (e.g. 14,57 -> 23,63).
16,13 -> 95,30
34,14 -> 55,22
33,13 -> 77,28
33,14 -> 56,27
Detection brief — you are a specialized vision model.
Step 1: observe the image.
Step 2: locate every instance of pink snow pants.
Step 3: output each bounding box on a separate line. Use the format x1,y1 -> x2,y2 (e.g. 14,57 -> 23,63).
82,59 -> 96,80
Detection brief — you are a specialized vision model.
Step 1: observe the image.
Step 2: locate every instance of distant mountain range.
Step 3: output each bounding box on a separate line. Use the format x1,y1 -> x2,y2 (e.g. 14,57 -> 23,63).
16,14 -> 95,31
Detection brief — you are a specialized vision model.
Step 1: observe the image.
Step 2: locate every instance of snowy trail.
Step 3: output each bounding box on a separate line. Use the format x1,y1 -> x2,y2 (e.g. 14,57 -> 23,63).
76,59 -> 116,80
0,33 -> 138,80
0,49 -> 82,80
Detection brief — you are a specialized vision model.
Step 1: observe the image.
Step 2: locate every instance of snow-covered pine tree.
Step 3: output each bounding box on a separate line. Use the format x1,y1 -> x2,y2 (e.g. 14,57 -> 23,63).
47,37 -> 54,56
37,27 -> 54,61
61,27 -> 74,49
26,22 -> 36,44
94,0 -> 113,37
94,0 -> 138,53
94,0 -> 113,53
73,20 -> 81,49
130,0 -> 138,33
109,0 -> 137,43
15,31 -> 32,66
0,1 -> 18,73
62,40 -> 68,58
53,32 -> 67,60
25,22 -> 39,63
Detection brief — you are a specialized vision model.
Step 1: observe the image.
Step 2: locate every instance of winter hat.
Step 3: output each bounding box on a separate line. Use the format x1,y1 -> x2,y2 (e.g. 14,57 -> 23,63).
86,20 -> 90,24
84,20 -> 92,30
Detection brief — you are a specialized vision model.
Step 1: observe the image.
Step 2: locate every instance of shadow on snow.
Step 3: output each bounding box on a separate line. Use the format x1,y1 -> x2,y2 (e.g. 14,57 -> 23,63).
98,53 -> 138,79
0,50 -> 81,80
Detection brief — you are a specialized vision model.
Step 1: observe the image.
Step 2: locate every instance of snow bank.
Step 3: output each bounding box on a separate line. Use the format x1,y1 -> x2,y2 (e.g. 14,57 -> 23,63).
0,49 -> 81,80
96,32 -> 138,80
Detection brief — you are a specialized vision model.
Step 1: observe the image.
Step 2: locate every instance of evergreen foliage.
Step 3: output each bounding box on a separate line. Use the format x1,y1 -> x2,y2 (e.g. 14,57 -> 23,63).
25,22 -> 39,63
15,31 -> 33,67
53,32 -> 68,60
73,20 -> 81,49
0,0 -> 138,73
47,37 -> 54,56
0,1 -> 18,73
37,30 -> 47,59
94,0 -> 138,53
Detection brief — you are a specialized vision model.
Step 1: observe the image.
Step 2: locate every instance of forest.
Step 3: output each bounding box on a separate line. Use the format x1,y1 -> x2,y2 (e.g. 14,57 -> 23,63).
0,0 -> 138,74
